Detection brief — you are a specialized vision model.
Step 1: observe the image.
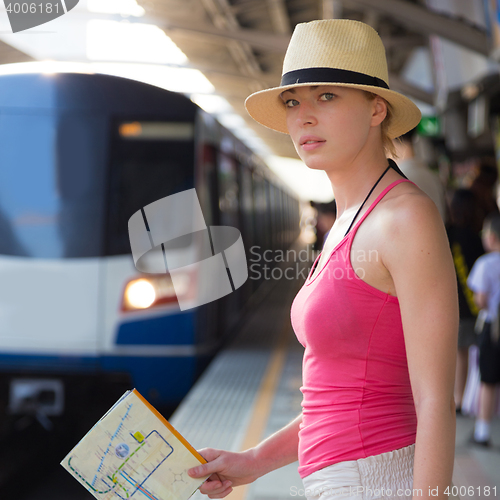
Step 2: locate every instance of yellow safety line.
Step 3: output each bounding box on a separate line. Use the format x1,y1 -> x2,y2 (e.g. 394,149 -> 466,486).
230,322 -> 291,500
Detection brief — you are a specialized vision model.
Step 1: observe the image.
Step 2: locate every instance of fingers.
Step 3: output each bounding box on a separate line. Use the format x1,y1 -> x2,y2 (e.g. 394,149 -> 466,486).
208,486 -> 233,499
200,480 -> 233,499
188,448 -> 224,478
188,448 -> 238,497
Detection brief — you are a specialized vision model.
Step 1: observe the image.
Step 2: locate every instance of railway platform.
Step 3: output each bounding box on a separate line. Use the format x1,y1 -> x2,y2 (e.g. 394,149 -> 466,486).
170,242 -> 500,500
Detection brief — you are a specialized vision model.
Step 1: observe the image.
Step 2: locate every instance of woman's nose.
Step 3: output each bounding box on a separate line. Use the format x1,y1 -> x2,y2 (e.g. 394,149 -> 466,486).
296,100 -> 317,126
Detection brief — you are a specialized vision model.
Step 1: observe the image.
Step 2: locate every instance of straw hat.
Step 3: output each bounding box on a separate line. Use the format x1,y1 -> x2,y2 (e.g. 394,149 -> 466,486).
245,19 -> 421,139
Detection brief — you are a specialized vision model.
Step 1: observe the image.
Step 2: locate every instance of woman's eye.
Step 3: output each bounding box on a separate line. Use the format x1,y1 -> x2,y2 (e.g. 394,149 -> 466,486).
285,99 -> 299,108
319,93 -> 335,101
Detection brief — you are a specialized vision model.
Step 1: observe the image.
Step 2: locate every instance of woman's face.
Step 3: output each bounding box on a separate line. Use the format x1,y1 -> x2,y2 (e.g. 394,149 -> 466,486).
281,85 -> 384,172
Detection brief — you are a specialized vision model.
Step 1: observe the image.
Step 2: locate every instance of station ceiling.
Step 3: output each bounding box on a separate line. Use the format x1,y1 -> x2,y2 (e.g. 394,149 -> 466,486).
0,0 -> 491,159
135,0 -> 489,158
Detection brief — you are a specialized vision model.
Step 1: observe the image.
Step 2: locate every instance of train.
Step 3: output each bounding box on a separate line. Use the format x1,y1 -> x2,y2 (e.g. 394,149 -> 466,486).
0,68 -> 300,425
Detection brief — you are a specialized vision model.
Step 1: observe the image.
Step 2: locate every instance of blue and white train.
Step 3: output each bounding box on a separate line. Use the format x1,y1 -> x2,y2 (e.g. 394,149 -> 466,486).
0,69 -> 300,419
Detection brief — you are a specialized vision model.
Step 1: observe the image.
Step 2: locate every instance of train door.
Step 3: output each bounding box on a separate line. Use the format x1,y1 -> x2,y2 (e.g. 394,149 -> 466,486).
215,146 -> 242,330
100,118 -> 202,406
251,172 -> 268,288
239,164 -> 257,297
193,116 -> 227,348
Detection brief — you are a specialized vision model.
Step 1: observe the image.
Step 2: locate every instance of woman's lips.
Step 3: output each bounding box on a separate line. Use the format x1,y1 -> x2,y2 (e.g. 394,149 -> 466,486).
300,137 -> 326,151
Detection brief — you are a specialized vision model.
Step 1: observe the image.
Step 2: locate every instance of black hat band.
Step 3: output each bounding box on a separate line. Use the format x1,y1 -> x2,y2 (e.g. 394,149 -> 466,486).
280,67 -> 389,90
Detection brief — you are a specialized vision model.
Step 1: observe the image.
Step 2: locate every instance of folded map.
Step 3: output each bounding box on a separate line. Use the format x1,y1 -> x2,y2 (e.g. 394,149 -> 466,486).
61,389 -> 208,500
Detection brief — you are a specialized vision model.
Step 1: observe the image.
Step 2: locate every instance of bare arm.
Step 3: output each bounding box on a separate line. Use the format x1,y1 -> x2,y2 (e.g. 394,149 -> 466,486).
188,413 -> 301,498
473,292 -> 488,310
383,193 -> 458,500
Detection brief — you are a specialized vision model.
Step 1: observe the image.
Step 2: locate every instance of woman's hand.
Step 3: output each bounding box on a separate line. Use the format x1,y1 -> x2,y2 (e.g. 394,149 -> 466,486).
188,448 -> 259,498
188,414 -> 302,498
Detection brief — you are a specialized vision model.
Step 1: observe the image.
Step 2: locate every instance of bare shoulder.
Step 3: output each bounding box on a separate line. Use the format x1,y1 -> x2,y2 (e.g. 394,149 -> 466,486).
351,180 -> 452,297
369,181 -> 451,275
376,181 -> 445,242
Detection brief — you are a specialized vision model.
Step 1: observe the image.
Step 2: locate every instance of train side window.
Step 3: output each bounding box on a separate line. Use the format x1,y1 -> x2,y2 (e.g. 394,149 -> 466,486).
239,165 -> 255,253
217,152 -> 239,228
105,120 -> 195,256
252,172 -> 268,254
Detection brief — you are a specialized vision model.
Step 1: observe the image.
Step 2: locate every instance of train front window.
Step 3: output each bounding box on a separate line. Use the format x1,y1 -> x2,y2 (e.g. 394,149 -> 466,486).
0,112 -> 107,258
105,120 -> 195,256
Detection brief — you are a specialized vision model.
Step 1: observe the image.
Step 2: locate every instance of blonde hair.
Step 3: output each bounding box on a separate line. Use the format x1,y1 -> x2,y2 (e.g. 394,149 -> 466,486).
364,92 -> 397,158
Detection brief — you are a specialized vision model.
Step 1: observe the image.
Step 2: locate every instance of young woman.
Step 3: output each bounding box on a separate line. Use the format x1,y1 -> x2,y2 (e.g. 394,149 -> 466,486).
188,19 -> 458,500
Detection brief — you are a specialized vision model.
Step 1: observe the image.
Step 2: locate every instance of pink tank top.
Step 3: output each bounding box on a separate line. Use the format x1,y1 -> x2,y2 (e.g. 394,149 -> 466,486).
291,180 -> 417,479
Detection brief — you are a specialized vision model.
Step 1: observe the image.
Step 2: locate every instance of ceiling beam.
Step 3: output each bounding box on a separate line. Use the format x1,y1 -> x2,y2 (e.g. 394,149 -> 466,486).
161,19 -> 290,52
162,19 -> 426,60
199,0 -> 271,92
389,74 -> 434,105
322,0 -> 343,19
161,19 -> 426,55
266,0 -> 292,34
349,0 -> 489,55
383,34 -> 426,50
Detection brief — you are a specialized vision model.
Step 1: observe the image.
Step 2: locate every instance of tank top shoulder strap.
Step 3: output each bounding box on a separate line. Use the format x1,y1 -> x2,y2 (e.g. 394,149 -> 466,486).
348,179 -> 414,237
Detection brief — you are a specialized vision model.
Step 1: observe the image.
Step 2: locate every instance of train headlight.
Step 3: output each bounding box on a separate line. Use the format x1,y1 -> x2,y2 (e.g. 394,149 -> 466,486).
121,273 -> 190,311
124,279 -> 156,309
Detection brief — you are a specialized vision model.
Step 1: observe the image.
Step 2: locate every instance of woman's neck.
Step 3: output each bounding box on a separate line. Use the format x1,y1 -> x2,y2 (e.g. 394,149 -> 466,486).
326,148 -> 390,218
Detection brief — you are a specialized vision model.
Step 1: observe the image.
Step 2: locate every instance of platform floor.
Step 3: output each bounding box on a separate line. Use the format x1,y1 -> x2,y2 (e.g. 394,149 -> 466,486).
170,243 -> 500,500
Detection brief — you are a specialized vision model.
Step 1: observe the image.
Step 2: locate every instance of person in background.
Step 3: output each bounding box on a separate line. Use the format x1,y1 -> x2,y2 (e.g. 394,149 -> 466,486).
393,128 -> 447,221
467,212 -> 500,446
446,189 -> 484,414
314,200 -> 337,250
469,159 -> 499,232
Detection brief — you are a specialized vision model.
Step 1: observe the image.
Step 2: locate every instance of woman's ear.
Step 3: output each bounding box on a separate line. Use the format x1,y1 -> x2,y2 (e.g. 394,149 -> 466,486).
371,96 -> 388,127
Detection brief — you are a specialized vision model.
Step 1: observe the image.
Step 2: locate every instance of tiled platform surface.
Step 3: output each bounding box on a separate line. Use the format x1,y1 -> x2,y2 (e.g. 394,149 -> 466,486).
453,415 -> 500,497
171,241 -> 500,500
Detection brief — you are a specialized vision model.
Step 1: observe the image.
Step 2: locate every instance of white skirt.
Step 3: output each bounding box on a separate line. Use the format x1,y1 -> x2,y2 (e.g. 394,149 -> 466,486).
301,444 -> 416,500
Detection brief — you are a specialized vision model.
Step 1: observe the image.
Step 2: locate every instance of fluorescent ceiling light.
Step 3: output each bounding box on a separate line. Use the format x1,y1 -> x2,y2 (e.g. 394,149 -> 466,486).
242,138 -> 270,156
266,156 -> 334,201
90,62 -> 215,94
217,113 -> 246,130
0,61 -> 94,75
87,0 -> 145,16
190,94 -> 233,115
87,20 -> 187,65
0,61 -> 214,94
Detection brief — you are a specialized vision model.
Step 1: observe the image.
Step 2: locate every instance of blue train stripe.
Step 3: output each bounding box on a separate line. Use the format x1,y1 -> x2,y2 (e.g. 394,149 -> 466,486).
116,311 -> 195,345
0,353 -> 100,371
